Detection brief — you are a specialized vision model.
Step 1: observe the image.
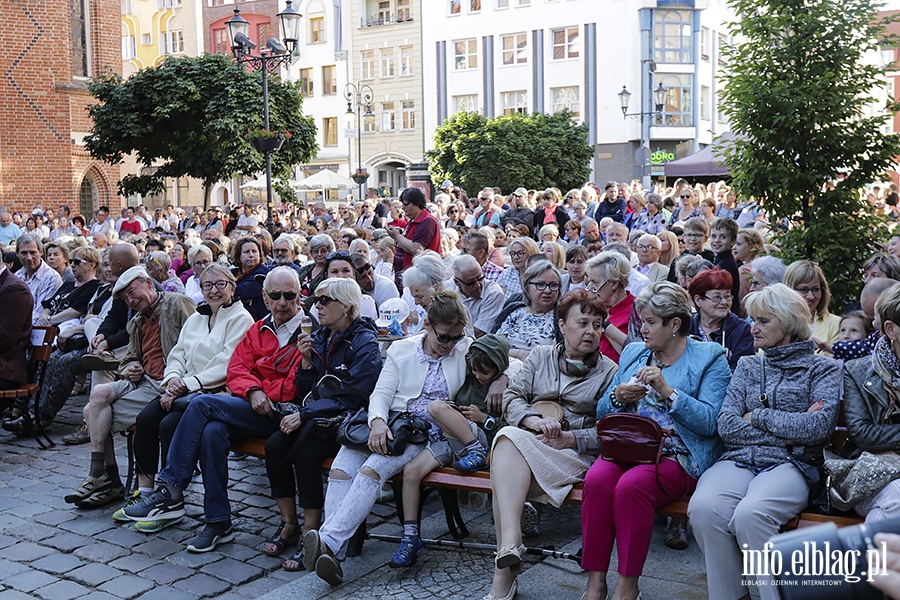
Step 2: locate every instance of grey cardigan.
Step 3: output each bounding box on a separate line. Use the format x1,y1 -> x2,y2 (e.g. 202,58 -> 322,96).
717,340 -> 841,469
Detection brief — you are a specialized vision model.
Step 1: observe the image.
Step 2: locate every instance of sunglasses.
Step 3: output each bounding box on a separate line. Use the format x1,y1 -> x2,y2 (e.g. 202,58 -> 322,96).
313,295 -> 338,306
354,263 -> 373,276
326,250 -> 351,261
70,259 -> 87,266
433,330 -> 466,344
680,195 -> 692,199
454,274 -> 484,287
266,290 -> 298,301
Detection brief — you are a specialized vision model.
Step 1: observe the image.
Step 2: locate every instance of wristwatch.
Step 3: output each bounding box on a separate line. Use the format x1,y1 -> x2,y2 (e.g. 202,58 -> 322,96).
483,416 -> 498,433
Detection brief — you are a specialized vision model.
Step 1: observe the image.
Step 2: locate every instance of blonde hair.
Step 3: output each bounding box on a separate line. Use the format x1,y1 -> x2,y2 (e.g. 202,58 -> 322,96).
543,242 -> 565,269
657,231 -> 679,266
744,283 -> 812,342
783,260 -> 832,319
426,289 -> 469,328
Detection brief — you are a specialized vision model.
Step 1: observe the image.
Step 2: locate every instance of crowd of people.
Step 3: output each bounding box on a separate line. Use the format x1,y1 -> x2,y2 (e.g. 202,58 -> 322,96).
3,176 -> 900,599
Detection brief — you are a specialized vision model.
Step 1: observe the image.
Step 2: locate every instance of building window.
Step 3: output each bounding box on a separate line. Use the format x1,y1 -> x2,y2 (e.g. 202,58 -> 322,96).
380,47 -> 395,78
496,0 -> 509,7
397,0 -> 411,21
471,0 -> 481,11
323,117 -> 338,146
323,65 -> 336,94
700,27 -> 709,60
382,102 -> 396,131
122,35 -> 136,59
717,32 -> 729,64
212,28 -> 227,53
700,85 -> 710,121
516,0 -> 530,5
551,27 -> 579,60
660,74 -> 691,126
501,90 -> 527,115
300,68 -> 314,96
361,50 -> 376,79
72,0 -> 89,77
309,16 -> 325,43
122,0 -> 133,14
450,0 -> 461,14
454,38 -> 478,70
157,0 -> 182,8
453,95 -> 478,114
401,100 -> 415,130
142,32 -> 152,46
364,117 -> 377,133
160,30 -> 184,55
399,45 -> 414,76
550,86 -> 579,118
501,33 -> 527,66
258,23 -> 270,46
717,89 -> 727,124
654,9 -> 692,64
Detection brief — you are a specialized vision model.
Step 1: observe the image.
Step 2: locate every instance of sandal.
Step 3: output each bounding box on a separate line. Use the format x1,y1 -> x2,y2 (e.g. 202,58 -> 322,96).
282,541 -> 304,571
495,544 -> 525,570
262,521 -> 298,557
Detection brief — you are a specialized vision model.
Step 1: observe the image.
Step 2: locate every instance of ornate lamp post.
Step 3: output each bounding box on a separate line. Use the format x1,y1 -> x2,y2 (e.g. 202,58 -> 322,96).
618,81 -> 667,188
344,82 -> 375,202
226,1 -> 302,233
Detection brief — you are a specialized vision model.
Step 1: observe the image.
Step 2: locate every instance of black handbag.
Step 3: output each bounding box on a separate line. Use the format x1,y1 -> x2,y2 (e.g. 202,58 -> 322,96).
336,407 -> 430,456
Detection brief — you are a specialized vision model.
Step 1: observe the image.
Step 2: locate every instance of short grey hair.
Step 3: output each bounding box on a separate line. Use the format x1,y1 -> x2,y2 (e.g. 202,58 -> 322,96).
607,223 -> 629,238
635,281 -> 692,336
146,250 -> 172,272
676,255 -> 713,283
744,283 -> 812,342
603,241 -> 631,262
187,244 -> 212,265
585,251 -> 631,287
638,233 -> 661,250
16,232 -> 43,253
452,253 -> 481,277
750,255 -> 787,286
309,233 -> 336,252
314,277 -> 362,321
263,265 -> 301,291
521,261 -> 562,308
274,233 -> 302,255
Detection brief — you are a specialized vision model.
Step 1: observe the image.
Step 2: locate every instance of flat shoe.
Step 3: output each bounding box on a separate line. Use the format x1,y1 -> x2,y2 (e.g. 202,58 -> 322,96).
495,544 -> 525,570
483,578 -> 517,600
665,520 -> 688,550
302,529 -> 322,574
314,553 -> 343,585
262,521 -> 298,556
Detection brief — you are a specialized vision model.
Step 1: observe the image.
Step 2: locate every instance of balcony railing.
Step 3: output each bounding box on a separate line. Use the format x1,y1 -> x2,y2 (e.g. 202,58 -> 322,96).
360,11 -> 413,28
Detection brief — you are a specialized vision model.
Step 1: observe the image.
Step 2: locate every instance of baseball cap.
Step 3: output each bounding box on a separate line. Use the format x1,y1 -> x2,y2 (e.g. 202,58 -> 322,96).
375,298 -> 410,328
441,180 -> 453,190
513,187 -> 527,197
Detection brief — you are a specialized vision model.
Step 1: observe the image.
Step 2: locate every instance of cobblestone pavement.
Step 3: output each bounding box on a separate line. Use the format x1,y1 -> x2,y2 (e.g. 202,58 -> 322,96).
0,393 -> 707,600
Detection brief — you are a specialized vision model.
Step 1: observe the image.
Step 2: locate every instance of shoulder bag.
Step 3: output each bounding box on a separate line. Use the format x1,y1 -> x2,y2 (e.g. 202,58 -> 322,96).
336,407 -> 430,456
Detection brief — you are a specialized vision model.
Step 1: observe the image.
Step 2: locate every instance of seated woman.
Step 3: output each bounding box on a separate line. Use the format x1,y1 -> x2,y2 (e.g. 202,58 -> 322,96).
485,289 -> 618,600
561,245 -> 588,295
687,269 -> 755,372
497,261 -> 562,361
231,236 -> 270,321
402,250 -> 448,335
582,282 -> 731,600
264,278 -> 382,570
585,251 -> 635,364
784,260 -> 840,354
113,263 -> 254,527
145,251 -> 184,293
496,237 -> 541,300
183,244 -> 213,304
688,284 -> 840,600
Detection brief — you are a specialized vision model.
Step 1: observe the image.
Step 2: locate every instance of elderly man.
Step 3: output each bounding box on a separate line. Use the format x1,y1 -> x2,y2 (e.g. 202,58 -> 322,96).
446,254 -> 504,339
461,230 -> 504,283
579,218 -> 602,247
0,257 -> 32,391
350,252 -> 398,309
16,233 -> 63,325
0,212 -> 22,246
271,234 -> 304,274
635,234 -> 669,282
65,266 -> 195,508
473,188 -> 501,228
123,267 -> 311,552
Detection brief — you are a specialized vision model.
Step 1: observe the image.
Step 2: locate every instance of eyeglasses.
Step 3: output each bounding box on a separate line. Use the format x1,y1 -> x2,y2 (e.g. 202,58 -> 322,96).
192,259 -> 211,268
702,293 -> 733,304
795,286 -> 822,296
310,247 -> 329,255
447,209 -> 457,214
354,263 -> 373,276
272,248 -> 291,255
636,245 -> 657,251
433,330 -> 466,344
200,280 -> 232,291
586,280 -> 611,294
749,279 -> 765,289
266,290 -> 298,301
455,274 -> 484,287
326,250 -> 351,261
509,250 -> 527,259
529,281 -> 561,292
70,259 -> 86,266
313,295 -> 338,306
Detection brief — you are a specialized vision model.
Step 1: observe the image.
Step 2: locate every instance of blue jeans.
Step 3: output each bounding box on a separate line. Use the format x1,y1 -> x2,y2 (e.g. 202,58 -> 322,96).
158,394 -> 280,523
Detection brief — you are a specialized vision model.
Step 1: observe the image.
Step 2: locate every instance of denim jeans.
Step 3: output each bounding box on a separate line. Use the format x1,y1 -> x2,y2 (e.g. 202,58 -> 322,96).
158,393 -> 280,523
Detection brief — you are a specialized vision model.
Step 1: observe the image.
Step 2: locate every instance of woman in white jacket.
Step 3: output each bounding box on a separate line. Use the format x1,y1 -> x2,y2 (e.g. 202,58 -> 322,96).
111,263 -> 253,531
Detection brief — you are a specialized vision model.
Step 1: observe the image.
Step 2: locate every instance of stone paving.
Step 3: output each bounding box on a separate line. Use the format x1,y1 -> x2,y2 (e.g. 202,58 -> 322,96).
0,392 -> 709,600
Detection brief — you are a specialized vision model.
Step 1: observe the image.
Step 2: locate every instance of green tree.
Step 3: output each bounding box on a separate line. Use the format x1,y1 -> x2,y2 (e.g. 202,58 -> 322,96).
427,110 -> 592,194
85,53 -> 318,208
720,0 -> 900,309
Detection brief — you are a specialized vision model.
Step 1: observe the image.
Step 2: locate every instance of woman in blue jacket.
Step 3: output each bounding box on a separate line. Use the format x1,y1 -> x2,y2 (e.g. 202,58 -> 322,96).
581,282 -> 731,600
231,236 -> 270,321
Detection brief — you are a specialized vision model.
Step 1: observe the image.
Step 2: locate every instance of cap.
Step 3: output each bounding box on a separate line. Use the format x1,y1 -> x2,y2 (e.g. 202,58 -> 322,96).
113,266 -> 151,297
440,180 -> 453,190
513,187 -> 527,197
375,298 -> 410,328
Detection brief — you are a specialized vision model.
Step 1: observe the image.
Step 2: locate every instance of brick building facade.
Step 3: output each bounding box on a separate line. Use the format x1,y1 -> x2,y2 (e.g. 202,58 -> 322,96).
0,0 -> 121,218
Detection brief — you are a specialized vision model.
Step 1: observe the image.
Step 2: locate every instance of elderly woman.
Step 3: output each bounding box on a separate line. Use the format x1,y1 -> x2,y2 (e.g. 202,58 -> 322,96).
583,282 -> 731,600
299,234 -> 335,305
784,260 -> 841,353
585,251 -> 635,363
561,245 -> 589,295
563,219 -> 582,245
402,250 -> 448,334
748,255 -> 787,294
643,193 -> 668,235
113,264 -> 254,528
230,236 -> 269,321
183,245 -> 213,304
145,251 -> 184,294
497,262 -> 562,360
689,284 -> 840,600
264,278 -> 382,570
303,292 -> 485,585
688,269 -> 754,372
484,289 -> 617,600
496,237 -> 540,300
635,234 -> 669,282
45,241 -> 74,285
732,228 -> 765,305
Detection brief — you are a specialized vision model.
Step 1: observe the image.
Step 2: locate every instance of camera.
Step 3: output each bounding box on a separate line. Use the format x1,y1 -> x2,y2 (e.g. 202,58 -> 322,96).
768,516 -> 900,599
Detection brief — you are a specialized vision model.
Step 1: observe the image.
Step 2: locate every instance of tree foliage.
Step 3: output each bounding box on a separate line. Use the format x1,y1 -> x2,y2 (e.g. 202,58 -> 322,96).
720,0 -> 900,309
427,110 -> 593,194
85,53 -> 318,207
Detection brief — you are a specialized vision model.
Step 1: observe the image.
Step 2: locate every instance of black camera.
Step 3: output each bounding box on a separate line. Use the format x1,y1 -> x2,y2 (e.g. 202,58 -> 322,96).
767,517 -> 900,599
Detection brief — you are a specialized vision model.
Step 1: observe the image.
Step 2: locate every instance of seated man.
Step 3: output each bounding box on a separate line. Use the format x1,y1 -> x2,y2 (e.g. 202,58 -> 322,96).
445,254 -> 504,339
123,267 -> 309,552
350,251 -> 399,310
64,266 -> 195,508
15,233 -> 62,325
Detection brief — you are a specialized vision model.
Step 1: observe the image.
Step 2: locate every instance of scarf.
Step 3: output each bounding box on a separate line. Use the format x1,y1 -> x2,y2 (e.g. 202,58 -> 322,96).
873,334 -> 900,423
557,343 -> 600,377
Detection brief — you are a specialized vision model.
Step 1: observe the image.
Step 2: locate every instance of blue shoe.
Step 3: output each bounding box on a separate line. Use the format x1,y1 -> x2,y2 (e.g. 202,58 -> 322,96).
123,485 -> 185,522
452,448 -> 487,472
389,536 -> 425,568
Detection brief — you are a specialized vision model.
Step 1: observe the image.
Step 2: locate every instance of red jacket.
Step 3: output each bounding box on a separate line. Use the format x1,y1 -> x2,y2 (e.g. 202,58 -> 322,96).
226,316 -> 303,403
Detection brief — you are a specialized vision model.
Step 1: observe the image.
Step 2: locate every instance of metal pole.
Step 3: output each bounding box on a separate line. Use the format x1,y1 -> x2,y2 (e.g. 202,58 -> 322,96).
357,89 -> 363,201
262,52 -> 275,234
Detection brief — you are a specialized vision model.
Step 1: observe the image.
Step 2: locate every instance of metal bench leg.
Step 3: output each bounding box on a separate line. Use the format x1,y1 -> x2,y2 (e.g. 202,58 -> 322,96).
438,488 -> 468,539
122,428 -> 136,494
346,520 -> 367,557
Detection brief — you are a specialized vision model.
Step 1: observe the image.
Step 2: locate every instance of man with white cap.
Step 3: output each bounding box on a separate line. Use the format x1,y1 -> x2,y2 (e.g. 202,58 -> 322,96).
445,254 -> 504,339
64,266 -> 195,509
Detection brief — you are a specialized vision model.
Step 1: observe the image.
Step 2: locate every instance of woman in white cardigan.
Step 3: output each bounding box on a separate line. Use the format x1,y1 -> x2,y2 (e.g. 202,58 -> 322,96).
303,291 -> 512,586
113,263 -> 253,530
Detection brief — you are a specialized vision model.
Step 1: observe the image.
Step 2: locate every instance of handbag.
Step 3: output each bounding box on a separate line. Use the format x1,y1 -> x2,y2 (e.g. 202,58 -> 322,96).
596,412 -> 670,466
824,450 -> 900,511
336,407 -> 430,456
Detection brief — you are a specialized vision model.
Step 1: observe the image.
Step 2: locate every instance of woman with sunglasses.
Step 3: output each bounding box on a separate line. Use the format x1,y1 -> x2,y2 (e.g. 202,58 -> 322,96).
444,204 -> 466,229
230,236 -> 270,321
497,261 -> 563,361
668,188 -> 702,228
298,234 -> 335,306
688,269 -> 754,372
264,277 -> 382,571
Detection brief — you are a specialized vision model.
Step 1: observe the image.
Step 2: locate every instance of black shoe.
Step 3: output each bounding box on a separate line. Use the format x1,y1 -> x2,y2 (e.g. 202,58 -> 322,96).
315,553 -> 343,585
65,473 -> 115,504
186,522 -> 234,553
123,485 -> 185,521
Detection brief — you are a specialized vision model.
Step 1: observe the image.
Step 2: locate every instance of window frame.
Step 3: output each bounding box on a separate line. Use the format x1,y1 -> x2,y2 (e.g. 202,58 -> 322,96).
361,50 -> 376,80
401,100 -> 415,130
453,38 -> 478,71
501,32 -> 528,66
380,47 -> 395,79
550,86 -> 579,118
322,65 -> 337,95
550,26 -> 579,61
381,102 -> 396,132
659,74 -> 692,127
322,117 -> 338,146
654,9 -> 693,65
309,16 -> 325,44
299,67 -> 314,97
501,90 -> 528,116
399,45 -> 414,76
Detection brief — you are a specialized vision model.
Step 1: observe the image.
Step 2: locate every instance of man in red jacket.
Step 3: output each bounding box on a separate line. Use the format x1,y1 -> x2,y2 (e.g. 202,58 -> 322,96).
388,187 -> 440,288
123,266 -> 308,552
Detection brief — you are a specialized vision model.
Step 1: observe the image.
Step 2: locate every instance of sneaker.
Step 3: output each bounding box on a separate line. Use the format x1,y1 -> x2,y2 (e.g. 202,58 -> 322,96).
521,501 -> 541,537
62,423 -> 90,445
64,473 -> 115,504
112,491 -> 146,522
314,553 -> 343,585
451,448 -> 487,472
186,522 -> 234,553
123,486 -> 185,522
376,483 -> 395,504
389,536 -> 425,568
75,484 -> 125,509
134,515 -> 183,533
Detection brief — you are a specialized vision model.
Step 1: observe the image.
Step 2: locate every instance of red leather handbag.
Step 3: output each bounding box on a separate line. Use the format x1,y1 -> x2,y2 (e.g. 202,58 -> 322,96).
596,412 -> 670,466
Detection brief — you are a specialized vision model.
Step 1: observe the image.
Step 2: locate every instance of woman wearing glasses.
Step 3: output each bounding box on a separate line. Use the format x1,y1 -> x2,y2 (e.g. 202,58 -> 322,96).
298,234 -> 335,305
117,263 -> 253,531
230,236 -> 270,321
585,251 -> 636,364
783,260 -> 841,354
496,237 -> 540,300
688,269 -> 754,372
497,262 -> 563,361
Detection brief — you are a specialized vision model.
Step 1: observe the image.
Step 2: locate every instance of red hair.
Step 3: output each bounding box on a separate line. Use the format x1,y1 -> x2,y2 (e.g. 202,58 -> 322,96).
688,268 -> 733,300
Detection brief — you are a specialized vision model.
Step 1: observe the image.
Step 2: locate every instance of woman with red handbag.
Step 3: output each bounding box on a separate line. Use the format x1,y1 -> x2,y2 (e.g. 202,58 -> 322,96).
581,281 -> 732,600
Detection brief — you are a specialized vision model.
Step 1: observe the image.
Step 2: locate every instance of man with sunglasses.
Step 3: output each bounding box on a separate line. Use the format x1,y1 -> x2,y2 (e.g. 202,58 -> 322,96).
124,267 -> 313,552
350,252 -> 398,310
445,254 -> 504,338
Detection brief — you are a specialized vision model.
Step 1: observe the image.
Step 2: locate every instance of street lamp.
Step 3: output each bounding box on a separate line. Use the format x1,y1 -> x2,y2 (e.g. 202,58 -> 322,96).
618,82 -> 667,188
344,82 -> 375,202
226,1 -> 302,234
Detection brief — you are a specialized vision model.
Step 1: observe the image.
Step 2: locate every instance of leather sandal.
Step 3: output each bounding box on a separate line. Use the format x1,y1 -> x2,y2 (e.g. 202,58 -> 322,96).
262,521 -> 298,556
282,541 -> 304,571
495,544 -> 525,570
